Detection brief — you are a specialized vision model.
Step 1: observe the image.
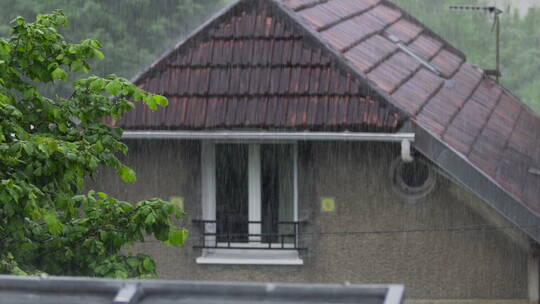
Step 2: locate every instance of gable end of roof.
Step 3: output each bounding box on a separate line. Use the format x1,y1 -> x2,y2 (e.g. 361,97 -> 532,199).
119,0 -> 404,131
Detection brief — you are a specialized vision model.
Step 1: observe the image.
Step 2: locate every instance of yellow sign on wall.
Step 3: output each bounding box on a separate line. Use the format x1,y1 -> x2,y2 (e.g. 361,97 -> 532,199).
321,197 -> 336,213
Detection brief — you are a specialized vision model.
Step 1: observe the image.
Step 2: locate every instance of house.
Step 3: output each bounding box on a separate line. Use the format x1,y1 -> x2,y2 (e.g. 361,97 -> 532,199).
93,0 -> 540,302
0,275 -> 404,304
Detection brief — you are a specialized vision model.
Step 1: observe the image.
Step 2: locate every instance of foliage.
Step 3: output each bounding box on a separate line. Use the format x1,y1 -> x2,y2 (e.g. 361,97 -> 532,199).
0,11 -> 188,278
393,0 -> 540,113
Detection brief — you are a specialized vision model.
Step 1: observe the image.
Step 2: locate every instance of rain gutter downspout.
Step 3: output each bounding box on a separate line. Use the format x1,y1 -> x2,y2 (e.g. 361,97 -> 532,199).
122,131 -> 414,161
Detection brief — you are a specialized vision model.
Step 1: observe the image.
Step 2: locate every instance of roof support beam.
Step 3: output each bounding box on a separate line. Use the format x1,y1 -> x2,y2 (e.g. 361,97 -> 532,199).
122,130 -> 414,143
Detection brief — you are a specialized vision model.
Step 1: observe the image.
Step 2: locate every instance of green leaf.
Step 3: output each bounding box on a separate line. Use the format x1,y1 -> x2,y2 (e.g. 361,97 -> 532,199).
58,123 -> 68,132
99,231 -> 108,241
167,228 -> 188,246
97,192 -> 108,199
133,90 -> 144,102
51,67 -> 67,80
14,16 -> 25,26
142,257 -> 155,272
126,258 -> 139,268
90,78 -> 105,91
111,127 -> 123,138
114,270 -> 128,279
88,39 -> 101,49
144,213 -> 156,225
145,98 -> 157,110
47,140 -> 58,152
22,143 -> 34,155
152,95 -> 169,107
93,49 -> 105,60
20,242 -> 38,251
118,166 -> 136,182
105,80 -> 122,95
44,212 -> 64,235
52,108 -> 62,119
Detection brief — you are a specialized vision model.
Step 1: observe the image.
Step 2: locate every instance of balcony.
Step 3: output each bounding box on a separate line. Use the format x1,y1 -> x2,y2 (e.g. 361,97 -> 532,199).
192,219 -> 307,250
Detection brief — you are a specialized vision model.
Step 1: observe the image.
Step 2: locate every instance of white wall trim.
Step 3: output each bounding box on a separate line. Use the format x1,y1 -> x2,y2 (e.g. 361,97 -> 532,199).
196,249 -> 303,265
248,144 -> 262,242
201,141 -> 216,247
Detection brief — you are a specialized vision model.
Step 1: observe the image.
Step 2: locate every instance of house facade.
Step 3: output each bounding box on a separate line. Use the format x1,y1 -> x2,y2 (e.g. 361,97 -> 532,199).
93,0 -> 540,302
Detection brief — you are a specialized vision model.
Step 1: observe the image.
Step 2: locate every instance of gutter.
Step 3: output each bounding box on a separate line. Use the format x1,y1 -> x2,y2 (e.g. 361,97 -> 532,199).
122,130 -> 414,142
122,130 -> 415,162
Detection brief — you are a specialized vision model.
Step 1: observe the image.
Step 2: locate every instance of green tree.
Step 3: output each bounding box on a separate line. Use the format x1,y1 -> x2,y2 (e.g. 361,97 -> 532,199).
0,11 -> 187,278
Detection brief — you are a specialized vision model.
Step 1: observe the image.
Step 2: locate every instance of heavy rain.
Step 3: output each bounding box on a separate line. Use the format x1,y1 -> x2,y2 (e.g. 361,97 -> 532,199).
0,0 -> 539,303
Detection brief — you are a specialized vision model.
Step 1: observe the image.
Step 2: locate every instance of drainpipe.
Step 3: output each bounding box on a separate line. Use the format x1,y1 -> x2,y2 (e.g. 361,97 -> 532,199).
401,138 -> 413,163
122,131 -> 415,161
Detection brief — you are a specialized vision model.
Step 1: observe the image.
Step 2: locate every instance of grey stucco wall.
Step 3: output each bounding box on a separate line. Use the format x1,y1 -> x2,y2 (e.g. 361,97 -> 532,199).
89,140 -> 530,300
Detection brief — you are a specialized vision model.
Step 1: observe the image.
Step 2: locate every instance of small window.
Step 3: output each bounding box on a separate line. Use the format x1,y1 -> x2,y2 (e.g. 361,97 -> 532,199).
390,157 -> 436,203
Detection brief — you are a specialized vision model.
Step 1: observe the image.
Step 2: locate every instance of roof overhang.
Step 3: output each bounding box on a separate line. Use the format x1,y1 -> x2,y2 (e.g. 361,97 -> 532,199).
0,275 -> 405,304
122,130 -> 414,142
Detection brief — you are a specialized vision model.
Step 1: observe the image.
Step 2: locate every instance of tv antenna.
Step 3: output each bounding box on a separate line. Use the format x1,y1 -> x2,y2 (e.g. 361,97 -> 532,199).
449,6 -> 503,83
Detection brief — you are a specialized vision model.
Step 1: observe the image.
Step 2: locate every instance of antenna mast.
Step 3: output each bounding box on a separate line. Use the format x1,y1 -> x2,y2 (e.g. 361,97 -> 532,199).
449,6 -> 503,83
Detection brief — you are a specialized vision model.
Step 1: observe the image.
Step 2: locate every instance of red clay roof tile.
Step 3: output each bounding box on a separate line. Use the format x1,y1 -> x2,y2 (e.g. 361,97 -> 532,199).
385,18 -> 423,44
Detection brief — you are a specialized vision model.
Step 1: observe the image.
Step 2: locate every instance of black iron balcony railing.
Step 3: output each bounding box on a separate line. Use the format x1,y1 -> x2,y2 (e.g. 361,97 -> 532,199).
192,219 -> 307,250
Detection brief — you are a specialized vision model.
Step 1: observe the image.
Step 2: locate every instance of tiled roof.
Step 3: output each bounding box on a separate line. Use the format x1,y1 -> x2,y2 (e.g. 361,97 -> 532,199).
122,0 -> 540,237
281,0 -> 540,218
116,2 -> 401,131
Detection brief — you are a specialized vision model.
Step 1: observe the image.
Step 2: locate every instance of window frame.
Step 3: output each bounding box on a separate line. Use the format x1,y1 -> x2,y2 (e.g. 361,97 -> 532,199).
197,140 -> 302,265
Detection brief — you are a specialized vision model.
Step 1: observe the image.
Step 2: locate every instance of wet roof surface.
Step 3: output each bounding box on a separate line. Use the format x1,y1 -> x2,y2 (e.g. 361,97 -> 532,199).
118,2 -> 401,132
281,0 -> 540,216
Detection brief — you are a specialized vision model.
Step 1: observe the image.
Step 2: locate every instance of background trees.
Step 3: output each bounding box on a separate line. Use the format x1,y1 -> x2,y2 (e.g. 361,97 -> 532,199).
0,0 -> 230,90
